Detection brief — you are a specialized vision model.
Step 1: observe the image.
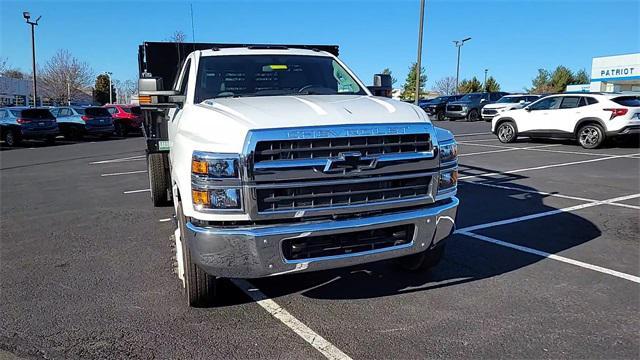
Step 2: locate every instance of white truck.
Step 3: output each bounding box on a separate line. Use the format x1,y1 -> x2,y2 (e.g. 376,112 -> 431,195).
138,42 -> 459,306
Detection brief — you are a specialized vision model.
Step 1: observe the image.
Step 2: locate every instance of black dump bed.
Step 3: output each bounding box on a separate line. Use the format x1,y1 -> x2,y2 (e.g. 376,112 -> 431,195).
138,42 -> 339,91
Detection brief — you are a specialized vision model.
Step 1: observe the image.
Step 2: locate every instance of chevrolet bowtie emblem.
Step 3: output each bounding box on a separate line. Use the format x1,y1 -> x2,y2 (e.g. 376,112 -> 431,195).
323,151 -> 378,174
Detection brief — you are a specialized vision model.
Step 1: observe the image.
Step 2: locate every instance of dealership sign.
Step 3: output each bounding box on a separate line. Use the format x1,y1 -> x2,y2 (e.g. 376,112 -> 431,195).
591,53 -> 640,81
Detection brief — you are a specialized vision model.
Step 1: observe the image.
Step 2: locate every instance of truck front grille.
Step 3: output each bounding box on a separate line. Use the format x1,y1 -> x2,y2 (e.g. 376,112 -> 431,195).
256,174 -> 431,212
254,134 -> 430,162
483,109 -> 498,115
282,224 -> 414,261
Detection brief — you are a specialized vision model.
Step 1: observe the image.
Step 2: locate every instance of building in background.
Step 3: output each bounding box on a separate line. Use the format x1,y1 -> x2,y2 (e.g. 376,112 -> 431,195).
567,53 -> 639,93
0,76 -> 38,106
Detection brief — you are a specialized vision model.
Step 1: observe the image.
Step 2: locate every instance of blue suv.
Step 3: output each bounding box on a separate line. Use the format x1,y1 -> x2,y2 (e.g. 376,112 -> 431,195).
50,106 -> 114,140
0,107 -> 59,147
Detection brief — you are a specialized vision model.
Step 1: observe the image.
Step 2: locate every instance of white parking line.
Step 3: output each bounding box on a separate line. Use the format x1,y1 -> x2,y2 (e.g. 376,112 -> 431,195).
101,170 -> 147,177
459,141 -> 640,158
123,189 -> 150,194
459,144 -> 560,157
231,279 -> 353,360
454,132 -> 492,137
90,155 -> 145,165
458,138 -> 501,143
159,218 -> 172,222
458,231 -> 640,284
460,181 -> 640,210
458,154 -> 640,180
457,193 -> 640,233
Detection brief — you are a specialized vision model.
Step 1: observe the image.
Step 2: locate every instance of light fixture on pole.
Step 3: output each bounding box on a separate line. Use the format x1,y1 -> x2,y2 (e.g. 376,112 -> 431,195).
453,37 -> 471,93
484,69 -> 488,91
23,11 -> 41,107
104,72 -> 113,104
414,0 -> 426,105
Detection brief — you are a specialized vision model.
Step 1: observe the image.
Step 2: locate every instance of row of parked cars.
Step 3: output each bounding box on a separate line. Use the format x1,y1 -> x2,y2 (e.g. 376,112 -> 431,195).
0,104 -> 142,147
420,92 -> 542,122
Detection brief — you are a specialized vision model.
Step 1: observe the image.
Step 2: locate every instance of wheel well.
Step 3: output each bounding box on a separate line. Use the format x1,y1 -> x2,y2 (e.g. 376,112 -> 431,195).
574,118 -> 605,134
495,118 -> 517,133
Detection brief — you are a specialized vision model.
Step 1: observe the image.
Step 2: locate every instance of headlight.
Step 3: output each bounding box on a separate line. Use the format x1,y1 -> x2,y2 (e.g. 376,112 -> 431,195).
192,151 -> 239,178
438,169 -> 458,193
191,151 -> 243,211
439,142 -> 458,163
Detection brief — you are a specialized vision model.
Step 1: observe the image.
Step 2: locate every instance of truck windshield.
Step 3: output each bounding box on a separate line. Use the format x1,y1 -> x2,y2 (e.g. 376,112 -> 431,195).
194,55 -> 366,102
459,94 -> 481,101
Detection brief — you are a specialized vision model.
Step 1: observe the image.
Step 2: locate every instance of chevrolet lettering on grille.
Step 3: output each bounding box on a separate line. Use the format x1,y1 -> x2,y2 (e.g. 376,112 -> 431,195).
287,126 -> 409,139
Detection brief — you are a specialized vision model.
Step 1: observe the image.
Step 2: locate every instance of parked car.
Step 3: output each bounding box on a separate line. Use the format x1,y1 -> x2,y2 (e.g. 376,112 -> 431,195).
492,93 -> 640,148
481,94 -> 541,121
0,107 -> 59,147
103,104 -> 143,136
421,95 -> 463,121
50,106 -> 115,140
446,92 -> 509,121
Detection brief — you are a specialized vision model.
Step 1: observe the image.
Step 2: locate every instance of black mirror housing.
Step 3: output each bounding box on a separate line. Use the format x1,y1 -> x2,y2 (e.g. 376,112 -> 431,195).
368,74 -> 393,98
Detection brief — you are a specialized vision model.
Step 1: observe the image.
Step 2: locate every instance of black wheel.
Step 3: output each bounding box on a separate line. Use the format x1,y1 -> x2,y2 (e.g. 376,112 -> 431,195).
45,135 -> 56,145
148,153 -> 172,207
466,109 -> 479,122
577,123 -> 605,149
64,126 -> 83,141
395,242 -> 445,272
497,121 -> 517,143
436,111 -> 445,121
4,130 -> 20,147
177,203 -> 217,307
114,121 -> 124,137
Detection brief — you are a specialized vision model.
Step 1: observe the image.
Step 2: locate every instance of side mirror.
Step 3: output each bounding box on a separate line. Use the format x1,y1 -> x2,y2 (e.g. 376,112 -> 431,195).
139,77 -> 163,92
138,77 -> 182,108
368,74 -> 393,98
480,98 -> 487,103
524,106 -> 532,112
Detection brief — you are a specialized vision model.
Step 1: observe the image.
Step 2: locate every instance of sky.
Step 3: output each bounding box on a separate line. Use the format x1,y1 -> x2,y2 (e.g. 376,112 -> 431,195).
1,0 -> 639,92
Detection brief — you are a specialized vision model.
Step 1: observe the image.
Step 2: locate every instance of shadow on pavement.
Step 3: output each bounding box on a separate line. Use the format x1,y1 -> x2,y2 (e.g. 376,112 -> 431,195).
215,163 -> 601,306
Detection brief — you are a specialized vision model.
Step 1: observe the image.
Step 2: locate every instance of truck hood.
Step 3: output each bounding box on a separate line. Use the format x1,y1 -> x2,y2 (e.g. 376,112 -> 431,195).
198,95 -> 425,129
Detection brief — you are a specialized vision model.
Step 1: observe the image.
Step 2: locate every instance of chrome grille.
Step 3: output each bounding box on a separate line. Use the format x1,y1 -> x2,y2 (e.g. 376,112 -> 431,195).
253,133 -> 431,162
256,173 -> 431,213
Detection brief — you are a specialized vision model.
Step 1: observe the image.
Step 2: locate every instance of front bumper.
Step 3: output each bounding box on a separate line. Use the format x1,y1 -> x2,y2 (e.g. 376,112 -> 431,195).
184,197 -> 459,278
446,110 -> 467,119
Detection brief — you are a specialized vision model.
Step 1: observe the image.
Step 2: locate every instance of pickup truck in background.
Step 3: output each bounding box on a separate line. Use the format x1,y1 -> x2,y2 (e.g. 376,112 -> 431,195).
137,42 -> 459,307
446,91 -> 509,121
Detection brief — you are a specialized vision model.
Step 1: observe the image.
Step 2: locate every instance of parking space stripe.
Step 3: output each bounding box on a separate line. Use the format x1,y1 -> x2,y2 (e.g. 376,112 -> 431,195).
123,189 -> 150,194
459,144 -> 560,157
90,155 -> 145,165
459,181 -> 640,210
458,154 -> 639,180
454,132 -> 493,137
101,170 -> 147,177
458,231 -> 640,284
459,141 -> 640,158
231,279 -> 353,360
457,193 -> 640,233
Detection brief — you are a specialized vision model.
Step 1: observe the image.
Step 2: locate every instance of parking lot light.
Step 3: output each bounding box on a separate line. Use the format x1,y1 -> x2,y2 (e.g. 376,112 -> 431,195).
453,37 -> 471,93
23,11 -> 41,107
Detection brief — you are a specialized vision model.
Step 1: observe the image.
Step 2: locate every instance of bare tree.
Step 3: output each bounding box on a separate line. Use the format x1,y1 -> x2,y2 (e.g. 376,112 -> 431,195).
432,76 -> 457,95
39,49 -> 93,103
167,30 -> 187,43
0,57 -> 8,74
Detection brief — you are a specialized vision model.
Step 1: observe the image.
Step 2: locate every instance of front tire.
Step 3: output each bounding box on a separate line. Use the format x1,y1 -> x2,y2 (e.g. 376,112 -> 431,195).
148,153 -> 172,207
177,203 -> 217,307
577,124 -> 605,149
395,243 -> 445,272
497,121 -> 517,143
466,109 -> 479,122
436,111 -> 445,121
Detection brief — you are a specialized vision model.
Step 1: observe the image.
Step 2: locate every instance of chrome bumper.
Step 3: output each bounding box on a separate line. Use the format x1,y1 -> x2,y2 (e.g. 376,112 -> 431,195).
184,197 -> 458,278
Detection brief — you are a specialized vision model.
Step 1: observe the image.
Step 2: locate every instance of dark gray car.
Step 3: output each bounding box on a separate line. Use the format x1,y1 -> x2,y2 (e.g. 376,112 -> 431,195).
445,92 -> 509,121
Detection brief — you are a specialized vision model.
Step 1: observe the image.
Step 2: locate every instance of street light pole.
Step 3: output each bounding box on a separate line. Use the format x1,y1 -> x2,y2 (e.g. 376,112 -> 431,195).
23,12 -> 41,107
453,37 -> 471,93
105,72 -> 113,104
484,68 -> 488,91
414,0 -> 425,106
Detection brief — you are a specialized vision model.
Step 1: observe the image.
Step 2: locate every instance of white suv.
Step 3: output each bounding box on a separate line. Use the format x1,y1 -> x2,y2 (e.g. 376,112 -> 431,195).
491,93 -> 640,148
481,94 -> 541,121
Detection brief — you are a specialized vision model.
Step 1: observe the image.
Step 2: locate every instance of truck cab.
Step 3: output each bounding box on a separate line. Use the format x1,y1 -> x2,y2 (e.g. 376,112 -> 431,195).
138,42 -> 459,307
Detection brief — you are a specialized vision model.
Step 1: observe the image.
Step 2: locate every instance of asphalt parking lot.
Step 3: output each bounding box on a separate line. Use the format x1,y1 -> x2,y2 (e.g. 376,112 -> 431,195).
1,122 -> 638,359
